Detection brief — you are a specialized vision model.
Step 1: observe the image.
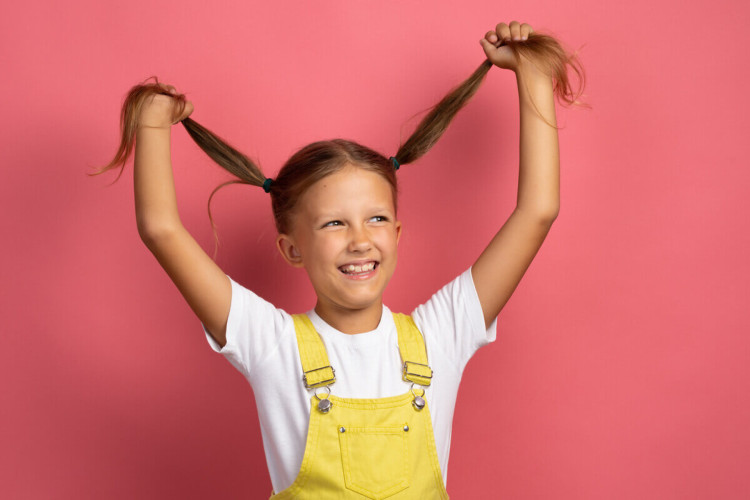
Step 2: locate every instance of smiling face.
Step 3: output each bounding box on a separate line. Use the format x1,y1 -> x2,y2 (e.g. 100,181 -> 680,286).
276,163 -> 402,330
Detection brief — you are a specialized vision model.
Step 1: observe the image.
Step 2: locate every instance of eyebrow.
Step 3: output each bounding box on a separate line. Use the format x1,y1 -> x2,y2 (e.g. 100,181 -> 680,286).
312,207 -> 395,223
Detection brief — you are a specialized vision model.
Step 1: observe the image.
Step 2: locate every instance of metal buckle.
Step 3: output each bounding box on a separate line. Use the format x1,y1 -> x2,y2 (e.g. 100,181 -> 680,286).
302,365 -> 336,389
402,361 -> 433,382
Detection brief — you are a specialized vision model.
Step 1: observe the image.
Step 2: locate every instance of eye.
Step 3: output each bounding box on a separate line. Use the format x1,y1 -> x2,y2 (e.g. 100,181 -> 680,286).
323,220 -> 343,228
370,215 -> 389,223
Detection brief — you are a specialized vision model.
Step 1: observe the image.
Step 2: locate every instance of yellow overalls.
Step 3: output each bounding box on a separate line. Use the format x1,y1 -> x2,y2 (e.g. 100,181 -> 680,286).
269,312 -> 450,499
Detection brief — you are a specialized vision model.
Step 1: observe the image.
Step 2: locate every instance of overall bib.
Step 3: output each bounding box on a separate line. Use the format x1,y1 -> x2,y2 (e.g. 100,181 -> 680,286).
270,312 -> 450,499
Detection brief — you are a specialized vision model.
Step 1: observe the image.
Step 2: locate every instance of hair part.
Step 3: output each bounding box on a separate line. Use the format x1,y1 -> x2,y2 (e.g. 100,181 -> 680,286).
91,31 -> 587,260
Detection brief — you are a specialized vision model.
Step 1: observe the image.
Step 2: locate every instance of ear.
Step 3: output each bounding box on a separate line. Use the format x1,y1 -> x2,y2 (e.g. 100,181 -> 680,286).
395,220 -> 403,244
276,233 -> 305,268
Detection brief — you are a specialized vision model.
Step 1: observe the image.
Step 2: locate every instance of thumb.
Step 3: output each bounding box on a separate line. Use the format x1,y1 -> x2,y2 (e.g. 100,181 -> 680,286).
173,100 -> 194,124
479,38 -> 497,58
479,39 -> 516,70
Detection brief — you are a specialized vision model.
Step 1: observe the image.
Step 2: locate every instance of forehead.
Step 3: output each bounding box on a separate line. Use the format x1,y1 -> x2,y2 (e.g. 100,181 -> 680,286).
298,165 -> 395,215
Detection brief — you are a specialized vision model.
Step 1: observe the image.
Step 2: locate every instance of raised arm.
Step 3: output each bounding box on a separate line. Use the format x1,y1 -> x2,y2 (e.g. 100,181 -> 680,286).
472,22 -> 561,329
135,85 -> 232,347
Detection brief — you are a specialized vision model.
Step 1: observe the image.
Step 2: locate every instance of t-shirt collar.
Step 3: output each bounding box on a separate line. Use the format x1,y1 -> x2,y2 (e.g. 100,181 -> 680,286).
306,304 -> 393,346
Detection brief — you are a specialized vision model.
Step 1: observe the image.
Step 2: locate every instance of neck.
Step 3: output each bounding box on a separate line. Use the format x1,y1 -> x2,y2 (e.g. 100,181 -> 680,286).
314,300 -> 384,334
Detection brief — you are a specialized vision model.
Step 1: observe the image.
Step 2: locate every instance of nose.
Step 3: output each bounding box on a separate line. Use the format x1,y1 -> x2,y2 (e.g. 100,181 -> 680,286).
348,224 -> 372,253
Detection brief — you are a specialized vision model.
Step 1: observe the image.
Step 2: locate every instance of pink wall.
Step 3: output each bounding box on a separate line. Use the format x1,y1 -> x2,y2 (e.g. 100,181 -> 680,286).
2,0 -> 749,498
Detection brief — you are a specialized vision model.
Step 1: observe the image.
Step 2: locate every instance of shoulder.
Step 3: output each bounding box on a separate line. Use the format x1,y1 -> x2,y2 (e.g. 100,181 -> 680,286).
409,266 -> 497,368
209,275 -> 296,376
410,267 -> 476,320
226,275 -> 294,323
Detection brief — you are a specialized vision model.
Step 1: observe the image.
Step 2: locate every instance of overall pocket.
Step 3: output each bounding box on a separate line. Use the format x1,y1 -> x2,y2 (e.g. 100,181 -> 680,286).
338,425 -> 409,499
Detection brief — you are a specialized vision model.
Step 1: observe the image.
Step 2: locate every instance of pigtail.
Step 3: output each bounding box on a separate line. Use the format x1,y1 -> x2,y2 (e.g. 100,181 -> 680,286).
393,31 -> 587,167
393,60 -> 493,166
180,116 -> 269,259
89,76 -> 269,260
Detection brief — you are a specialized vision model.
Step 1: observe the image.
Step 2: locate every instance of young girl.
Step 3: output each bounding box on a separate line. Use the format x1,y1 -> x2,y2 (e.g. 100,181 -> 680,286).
92,21 -> 585,498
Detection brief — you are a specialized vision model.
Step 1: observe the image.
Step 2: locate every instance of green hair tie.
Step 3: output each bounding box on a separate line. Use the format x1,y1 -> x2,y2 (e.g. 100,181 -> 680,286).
390,156 -> 400,170
262,178 -> 274,193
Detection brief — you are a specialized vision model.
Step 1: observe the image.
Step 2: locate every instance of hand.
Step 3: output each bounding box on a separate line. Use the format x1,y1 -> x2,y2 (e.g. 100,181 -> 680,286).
138,83 -> 194,129
479,21 -> 535,72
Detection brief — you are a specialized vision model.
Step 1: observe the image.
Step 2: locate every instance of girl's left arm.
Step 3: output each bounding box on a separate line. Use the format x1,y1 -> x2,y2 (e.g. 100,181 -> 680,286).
472,51 -> 560,330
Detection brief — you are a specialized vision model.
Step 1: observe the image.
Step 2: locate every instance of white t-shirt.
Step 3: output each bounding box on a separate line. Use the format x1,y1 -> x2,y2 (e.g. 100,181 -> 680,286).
202,266 -> 497,493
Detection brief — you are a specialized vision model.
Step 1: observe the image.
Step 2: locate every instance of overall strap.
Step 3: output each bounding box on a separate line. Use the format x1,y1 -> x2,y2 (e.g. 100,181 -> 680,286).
392,313 -> 433,387
292,314 -> 336,389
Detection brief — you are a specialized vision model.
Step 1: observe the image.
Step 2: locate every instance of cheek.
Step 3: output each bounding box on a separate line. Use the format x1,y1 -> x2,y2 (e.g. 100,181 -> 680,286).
308,235 -> 344,264
376,231 -> 399,253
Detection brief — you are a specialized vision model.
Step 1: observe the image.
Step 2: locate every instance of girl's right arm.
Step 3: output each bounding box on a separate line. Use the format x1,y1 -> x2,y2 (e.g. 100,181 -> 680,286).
135,85 -> 231,348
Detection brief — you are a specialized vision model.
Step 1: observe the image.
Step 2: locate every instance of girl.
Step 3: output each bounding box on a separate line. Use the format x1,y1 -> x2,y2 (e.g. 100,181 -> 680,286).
92,21 -> 585,498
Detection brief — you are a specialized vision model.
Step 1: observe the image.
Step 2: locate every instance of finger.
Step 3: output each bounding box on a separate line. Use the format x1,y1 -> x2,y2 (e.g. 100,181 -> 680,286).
520,23 -> 533,40
509,20 -> 521,41
485,30 -> 498,45
495,22 -> 511,43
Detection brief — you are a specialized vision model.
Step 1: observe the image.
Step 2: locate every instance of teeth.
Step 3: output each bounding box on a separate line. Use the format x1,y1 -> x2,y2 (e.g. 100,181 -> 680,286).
342,262 -> 375,273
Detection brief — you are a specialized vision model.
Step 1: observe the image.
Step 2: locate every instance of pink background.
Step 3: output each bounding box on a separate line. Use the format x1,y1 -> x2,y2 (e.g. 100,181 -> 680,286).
2,0 -> 749,498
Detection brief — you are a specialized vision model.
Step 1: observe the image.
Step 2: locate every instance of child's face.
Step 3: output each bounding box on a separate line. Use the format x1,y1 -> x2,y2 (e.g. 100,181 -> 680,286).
276,164 -> 402,319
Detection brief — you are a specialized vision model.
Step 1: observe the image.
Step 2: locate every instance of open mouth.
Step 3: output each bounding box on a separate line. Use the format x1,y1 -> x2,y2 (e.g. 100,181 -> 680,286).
338,261 -> 379,277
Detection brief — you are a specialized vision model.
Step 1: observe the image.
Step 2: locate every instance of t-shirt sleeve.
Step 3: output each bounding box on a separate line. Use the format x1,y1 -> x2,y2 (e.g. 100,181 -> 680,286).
411,266 -> 498,372
201,275 -> 287,379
